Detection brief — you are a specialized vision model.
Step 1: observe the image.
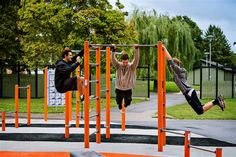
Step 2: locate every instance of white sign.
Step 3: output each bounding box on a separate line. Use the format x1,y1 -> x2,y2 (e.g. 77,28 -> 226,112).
47,69 -> 65,106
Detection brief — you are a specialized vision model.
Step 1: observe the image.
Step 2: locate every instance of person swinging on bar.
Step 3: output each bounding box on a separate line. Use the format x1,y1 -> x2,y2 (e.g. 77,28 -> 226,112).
111,44 -> 140,110
54,47 -> 84,102
163,45 -> 225,115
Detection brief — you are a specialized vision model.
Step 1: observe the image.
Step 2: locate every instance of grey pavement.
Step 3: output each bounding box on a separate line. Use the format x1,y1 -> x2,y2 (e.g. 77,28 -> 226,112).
1,92 -> 236,157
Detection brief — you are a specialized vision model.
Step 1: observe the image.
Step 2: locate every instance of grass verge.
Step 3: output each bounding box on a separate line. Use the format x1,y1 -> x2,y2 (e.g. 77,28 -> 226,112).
166,98 -> 236,120
0,98 -> 145,113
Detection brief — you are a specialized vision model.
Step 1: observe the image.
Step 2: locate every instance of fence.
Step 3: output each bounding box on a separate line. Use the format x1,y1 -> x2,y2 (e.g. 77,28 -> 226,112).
0,64 -> 150,98
187,60 -> 236,98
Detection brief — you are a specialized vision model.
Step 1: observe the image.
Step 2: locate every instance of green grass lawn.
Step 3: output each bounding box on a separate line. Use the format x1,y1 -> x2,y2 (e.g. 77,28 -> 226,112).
0,98 -> 145,113
167,98 -> 236,120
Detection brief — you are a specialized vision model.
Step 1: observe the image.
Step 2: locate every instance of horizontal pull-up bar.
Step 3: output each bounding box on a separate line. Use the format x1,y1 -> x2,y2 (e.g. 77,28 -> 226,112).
90,44 -> 157,47
18,86 -> 29,89
161,128 -> 185,136
190,145 -> 216,154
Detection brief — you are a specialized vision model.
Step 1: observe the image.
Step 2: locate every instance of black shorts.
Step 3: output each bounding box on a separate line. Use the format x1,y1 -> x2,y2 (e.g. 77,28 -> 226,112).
184,90 -> 204,115
115,89 -> 132,107
60,76 -> 77,93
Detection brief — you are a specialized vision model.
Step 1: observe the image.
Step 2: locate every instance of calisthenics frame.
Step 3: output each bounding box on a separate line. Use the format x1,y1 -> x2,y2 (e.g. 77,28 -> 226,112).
83,41 -> 167,151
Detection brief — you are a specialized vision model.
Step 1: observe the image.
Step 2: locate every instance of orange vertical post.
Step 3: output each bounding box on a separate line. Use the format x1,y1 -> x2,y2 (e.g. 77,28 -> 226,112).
96,47 -> 101,143
69,74 -> 72,121
75,66 -> 80,128
84,41 -> 90,148
15,85 -> 19,128
215,148 -> 222,157
2,112 -> 6,131
162,45 -> 166,145
44,67 -> 48,121
184,131 -> 190,157
65,92 -> 70,139
121,101 -> 125,131
105,47 -> 111,139
158,41 -> 164,151
27,85 -> 31,126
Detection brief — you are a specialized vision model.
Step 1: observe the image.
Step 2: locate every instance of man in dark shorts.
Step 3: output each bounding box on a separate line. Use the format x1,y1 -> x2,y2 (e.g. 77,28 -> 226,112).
111,44 -> 140,110
162,45 -> 225,115
55,47 -> 84,101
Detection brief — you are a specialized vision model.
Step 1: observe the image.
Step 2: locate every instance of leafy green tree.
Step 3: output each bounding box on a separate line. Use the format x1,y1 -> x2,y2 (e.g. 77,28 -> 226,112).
204,25 -> 233,66
18,0 -> 137,69
174,16 -> 204,60
0,0 -> 21,67
130,9 -> 199,80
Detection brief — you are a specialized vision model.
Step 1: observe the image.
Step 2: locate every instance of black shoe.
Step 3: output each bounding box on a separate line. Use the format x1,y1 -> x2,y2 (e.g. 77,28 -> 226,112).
80,95 -> 84,102
118,104 -> 122,110
124,104 -> 130,108
217,95 -> 225,111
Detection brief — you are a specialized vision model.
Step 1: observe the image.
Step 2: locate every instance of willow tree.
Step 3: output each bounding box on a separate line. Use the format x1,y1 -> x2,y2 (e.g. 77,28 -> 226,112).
129,9 -> 199,80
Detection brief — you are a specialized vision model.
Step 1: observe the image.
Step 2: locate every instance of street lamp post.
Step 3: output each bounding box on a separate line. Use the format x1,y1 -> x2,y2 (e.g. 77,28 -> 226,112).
207,35 -> 214,80
204,52 -> 209,80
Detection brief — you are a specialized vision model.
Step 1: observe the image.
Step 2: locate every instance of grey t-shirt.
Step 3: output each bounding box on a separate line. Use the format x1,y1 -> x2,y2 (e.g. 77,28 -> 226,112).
168,60 -> 192,94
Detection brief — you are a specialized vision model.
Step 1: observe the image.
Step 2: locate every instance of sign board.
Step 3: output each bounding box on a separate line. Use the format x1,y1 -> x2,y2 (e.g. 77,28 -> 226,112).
47,69 -> 65,106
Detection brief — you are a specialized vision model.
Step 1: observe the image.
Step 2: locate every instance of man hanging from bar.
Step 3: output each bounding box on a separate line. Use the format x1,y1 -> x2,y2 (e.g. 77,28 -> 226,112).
54,47 -> 84,102
162,45 -> 225,114
111,44 -> 140,110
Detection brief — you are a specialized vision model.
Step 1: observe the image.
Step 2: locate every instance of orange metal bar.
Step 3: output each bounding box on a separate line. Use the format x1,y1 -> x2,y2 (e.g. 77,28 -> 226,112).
15,85 -> 19,128
184,131 -> 191,157
84,41 -> 90,148
215,148 -> 222,157
121,101 -> 125,131
69,74 -> 72,121
2,112 -> 6,131
162,46 -> 166,145
27,85 -> 31,126
157,41 -> 164,152
105,47 -> 111,139
75,66 -> 80,128
65,92 -> 70,139
96,47 -> 101,143
44,68 -> 48,121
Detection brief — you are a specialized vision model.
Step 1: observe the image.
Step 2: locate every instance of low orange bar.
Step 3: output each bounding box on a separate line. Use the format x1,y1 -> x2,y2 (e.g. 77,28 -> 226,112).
15,85 -> 19,128
2,112 -> 6,131
121,102 -> 125,131
65,92 -> 70,139
184,131 -> 190,157
27,85 -> 31,126
0,151 -> 70,157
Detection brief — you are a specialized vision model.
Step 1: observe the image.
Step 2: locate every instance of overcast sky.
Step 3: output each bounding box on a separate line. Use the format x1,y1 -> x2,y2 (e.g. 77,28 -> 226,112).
109,0 -> 236,52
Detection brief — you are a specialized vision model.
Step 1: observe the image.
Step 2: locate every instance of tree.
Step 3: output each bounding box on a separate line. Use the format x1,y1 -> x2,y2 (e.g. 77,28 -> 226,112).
0,0 -> 21,67
18,0 -> 137,69
130,9 -> 199,80
204,25 -> 233,66
174,16 -> 204,60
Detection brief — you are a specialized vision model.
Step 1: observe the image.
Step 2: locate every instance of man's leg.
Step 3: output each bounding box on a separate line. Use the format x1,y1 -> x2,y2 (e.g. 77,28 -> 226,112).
124,89 -> 132,108
115,89 -> 123,110
77,76 -> 84,101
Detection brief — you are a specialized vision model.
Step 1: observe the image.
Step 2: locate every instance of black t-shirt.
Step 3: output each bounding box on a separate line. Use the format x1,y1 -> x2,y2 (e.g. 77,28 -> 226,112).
54,50 -> 84,93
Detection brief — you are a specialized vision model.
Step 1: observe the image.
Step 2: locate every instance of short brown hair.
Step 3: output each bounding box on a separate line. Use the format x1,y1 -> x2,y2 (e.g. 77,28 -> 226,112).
121,53 -> 129,60
62,47 -> 72,58
173,57 -> 182,66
